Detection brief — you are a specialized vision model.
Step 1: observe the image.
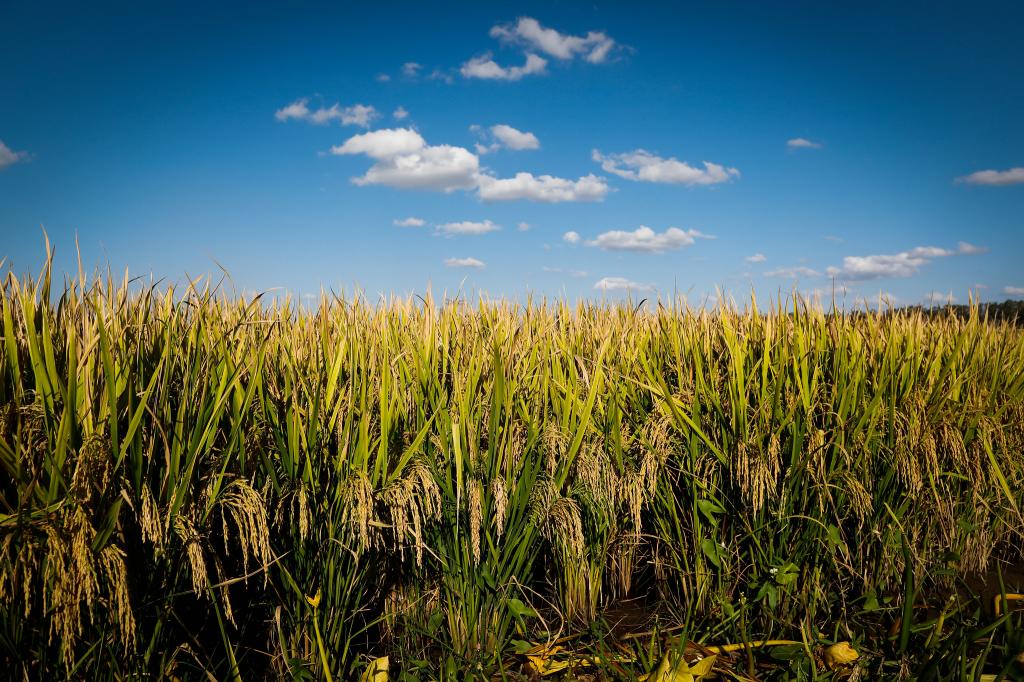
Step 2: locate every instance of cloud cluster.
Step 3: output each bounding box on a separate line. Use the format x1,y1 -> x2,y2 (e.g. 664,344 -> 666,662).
588,226 -> 712,253
445,257 -> 486,269
333,128 -> 604,201
331,128 -> 480,191
275,99 -> 379,127
489,17 -> 617,64
0,140 -> 29,170
956,167 -> 1024,186
825,242 -> 986,280
592,149 -> 739,186
460,17 -> 618,82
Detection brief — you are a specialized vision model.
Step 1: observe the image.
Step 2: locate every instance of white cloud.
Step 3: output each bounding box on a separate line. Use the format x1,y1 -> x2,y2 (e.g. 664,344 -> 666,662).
592,149 -> 739,186
765,266 -> 822,278
490,17 -> 617,64
787,137 -> 822,149
825,242 -> 986,281
0,140 -> 29,170
275,99 -> 379,127
543,266 -> 588,278
823,234 -> 844,243
1004,286 -> 1024,297
393,217 -> 425,228
588,226 -> 712,253
402,62 -> 422,77
477,172 -> 608,202
924,291 -> 956,305
517,222 -> 531,231
746,253 -> 767,263
563,231 -> 581,244
376,73 -> 391,82
436,219 -> 500,236
334,129 -> 607,201
445,257 -> 486,269
490,124 -> 540,150
956,167 -> 1024,186
461,52 -> 548,81
393,106 -> 409,121
593,276 -> 653,292
331,128 -> 480,191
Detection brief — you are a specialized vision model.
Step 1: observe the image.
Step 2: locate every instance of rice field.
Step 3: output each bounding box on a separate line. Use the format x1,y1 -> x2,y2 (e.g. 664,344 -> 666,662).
2,258 -> 1023,680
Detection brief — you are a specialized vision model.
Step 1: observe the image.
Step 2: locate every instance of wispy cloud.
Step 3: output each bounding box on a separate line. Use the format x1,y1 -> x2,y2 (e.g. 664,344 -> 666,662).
489,17 -> 618,64
445,257 -> 486,269
393,217 -> 425,228
593,276 -> 653,292
588,226 -> 712,253
592,149 -> 739,186
402,62 -> 422,78
436,219 -> 500,236
517,222 -> 531,231
1005,286 -> 1024,297
787,137 -> 822,150
924,291 -> 956,305
0,140 -> 30,170
825,242 -> 986,280
745,253 -> 767,263
956,167 -> 1024,186
275,99 -> 379,127
392,106 -> 409,121
461,53 -> 547,81
765,266 -> 822,278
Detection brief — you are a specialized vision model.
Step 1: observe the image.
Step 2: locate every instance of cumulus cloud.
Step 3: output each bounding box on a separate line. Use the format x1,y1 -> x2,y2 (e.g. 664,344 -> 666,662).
787,138 -> 822,149
593,276 -> 653,292
825,242 -> 986,281
592,149 -> 739,186
275,99 -> 379,127
331,128 -> 480,191
746,253 -> 767,263
461,52 -> 548,81
0,140 -> 29,170
436,219 -> 500,236
489,17 -> 617,64
1004,286 -> 1024,297
393,217 -> 425,228
477,172 -> 608,202
445,257 -> 486,269
489,124 -> 540,150
956,167 -> 1024,186
765,266 -> 822,278
563,231 -> 581,244
333,128 -> 608,201
588,226 -> 712,253
392,106 -> 409,120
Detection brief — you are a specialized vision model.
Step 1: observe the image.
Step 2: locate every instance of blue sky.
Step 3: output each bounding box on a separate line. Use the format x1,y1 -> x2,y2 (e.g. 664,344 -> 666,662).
2,1 -> 1022,305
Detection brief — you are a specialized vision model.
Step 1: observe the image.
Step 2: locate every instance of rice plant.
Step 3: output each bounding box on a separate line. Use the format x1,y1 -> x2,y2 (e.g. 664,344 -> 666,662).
1,253 -> 1022,679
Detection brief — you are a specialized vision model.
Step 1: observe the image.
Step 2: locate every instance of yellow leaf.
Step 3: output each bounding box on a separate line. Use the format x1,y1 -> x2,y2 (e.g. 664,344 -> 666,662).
823,641 -> 858,668
360,656 -> 389,682
646,652 -> 717,682
526,645 -> 570,676
306,588 -> 321,609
